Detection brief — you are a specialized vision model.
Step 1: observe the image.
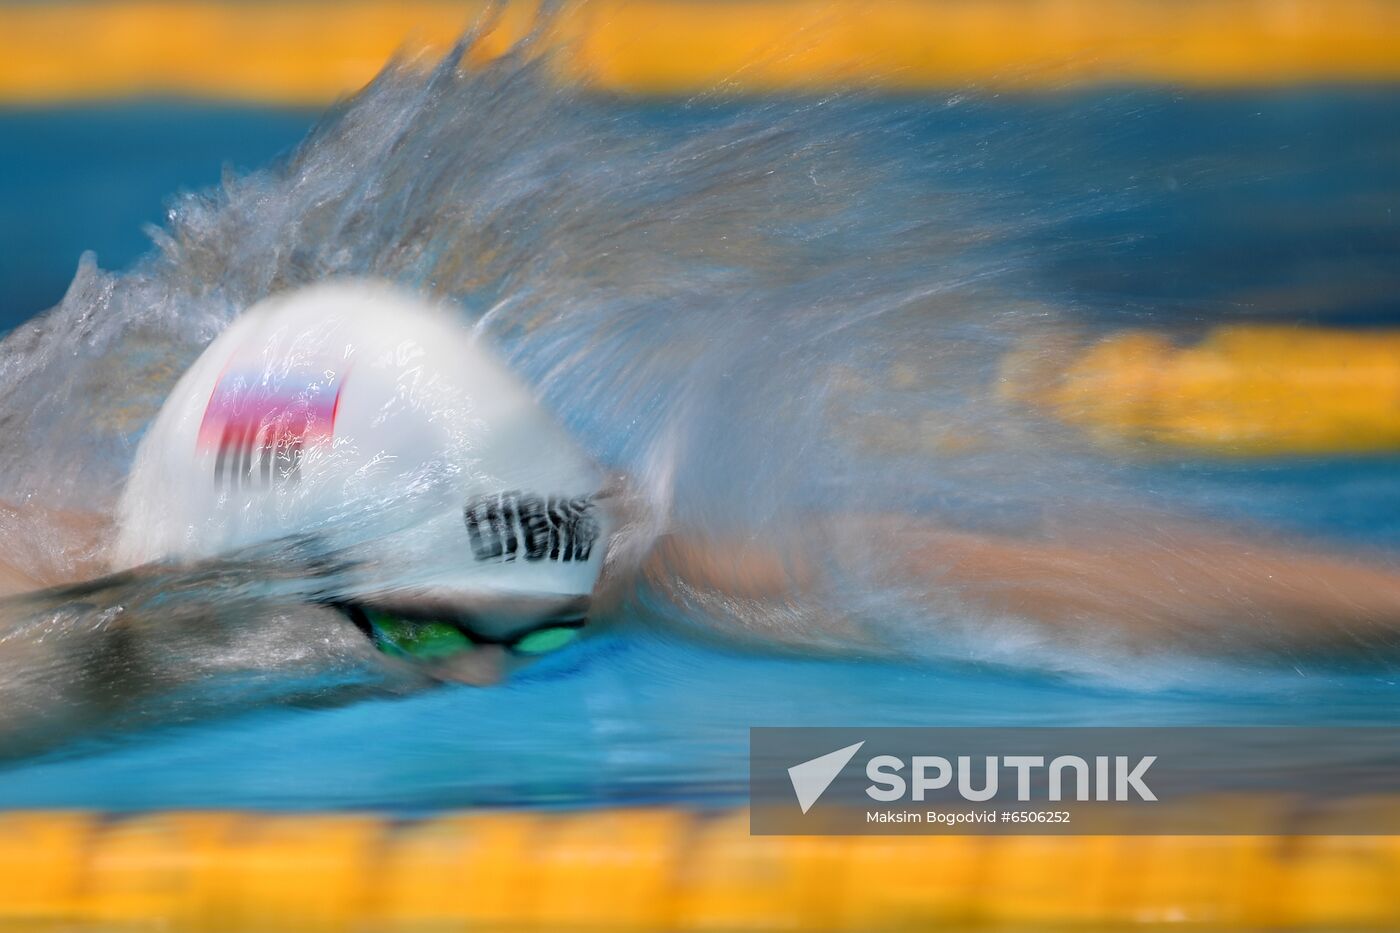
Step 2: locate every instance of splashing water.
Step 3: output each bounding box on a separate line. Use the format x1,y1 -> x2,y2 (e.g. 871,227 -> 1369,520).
0,19 -> 1398,768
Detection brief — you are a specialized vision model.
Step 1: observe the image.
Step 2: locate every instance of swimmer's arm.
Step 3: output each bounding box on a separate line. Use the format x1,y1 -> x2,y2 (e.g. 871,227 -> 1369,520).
0,501 -> 110,598
592,479 -> 819,613
638,531 -> 817,601
632,515 -> 1400,653
874,517 -> 1400,653
624,526 -> 892,653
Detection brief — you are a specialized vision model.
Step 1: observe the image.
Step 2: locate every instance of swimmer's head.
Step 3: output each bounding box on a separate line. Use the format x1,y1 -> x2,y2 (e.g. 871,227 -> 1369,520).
116,279 -> 612,680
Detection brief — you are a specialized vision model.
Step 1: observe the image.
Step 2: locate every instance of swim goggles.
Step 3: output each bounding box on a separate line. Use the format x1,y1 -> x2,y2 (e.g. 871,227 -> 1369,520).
335,603 -> 585,661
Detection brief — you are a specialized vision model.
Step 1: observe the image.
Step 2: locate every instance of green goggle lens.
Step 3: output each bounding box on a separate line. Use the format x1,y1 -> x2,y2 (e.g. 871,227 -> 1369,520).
361,609 -> 584,661
368,611 -> 473,661
510,625 -> 583,656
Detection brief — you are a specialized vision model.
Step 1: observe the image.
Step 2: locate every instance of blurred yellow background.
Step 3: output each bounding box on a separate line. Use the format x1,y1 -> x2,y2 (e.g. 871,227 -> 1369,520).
5,0 -> 1400,104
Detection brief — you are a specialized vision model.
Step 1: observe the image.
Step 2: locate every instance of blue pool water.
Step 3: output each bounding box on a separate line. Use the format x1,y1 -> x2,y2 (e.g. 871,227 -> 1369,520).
6,90 -> 1399,331
0,104 -> 315,330
1,68 -> 1399,811
2,631 -> 1400,812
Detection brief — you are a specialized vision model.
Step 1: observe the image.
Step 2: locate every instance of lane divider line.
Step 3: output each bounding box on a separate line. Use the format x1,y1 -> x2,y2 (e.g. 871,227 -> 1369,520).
1001,326 -> 1400,455
4,0 -> 1400,104
3,805 -> 1400,928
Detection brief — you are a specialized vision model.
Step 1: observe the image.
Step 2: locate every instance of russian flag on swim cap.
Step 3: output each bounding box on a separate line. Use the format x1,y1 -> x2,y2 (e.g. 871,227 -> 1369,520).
197,355 -> 346,491
115,280 -> 611,609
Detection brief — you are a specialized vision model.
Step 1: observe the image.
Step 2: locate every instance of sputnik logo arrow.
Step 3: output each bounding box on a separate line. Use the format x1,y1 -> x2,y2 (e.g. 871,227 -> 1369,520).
787,741 -> 865,814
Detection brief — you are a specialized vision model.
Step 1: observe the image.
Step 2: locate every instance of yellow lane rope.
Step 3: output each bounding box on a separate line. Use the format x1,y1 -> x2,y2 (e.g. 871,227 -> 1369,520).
3,0 -> 1400,105
1,806 -> 1399,929
1002,326 -> 1400,455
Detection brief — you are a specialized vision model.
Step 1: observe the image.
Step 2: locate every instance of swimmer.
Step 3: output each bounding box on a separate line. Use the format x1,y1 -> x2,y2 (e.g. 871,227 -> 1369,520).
5,279 -> 1400,695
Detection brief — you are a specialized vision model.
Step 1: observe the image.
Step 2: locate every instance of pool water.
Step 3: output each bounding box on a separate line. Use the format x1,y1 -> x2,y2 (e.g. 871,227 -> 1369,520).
2,628 -> 1400,811
1,53 -> 1399,812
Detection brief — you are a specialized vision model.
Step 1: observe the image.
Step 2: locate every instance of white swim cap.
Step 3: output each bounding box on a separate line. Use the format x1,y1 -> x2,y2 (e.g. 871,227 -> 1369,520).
115,280 -> 610,616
